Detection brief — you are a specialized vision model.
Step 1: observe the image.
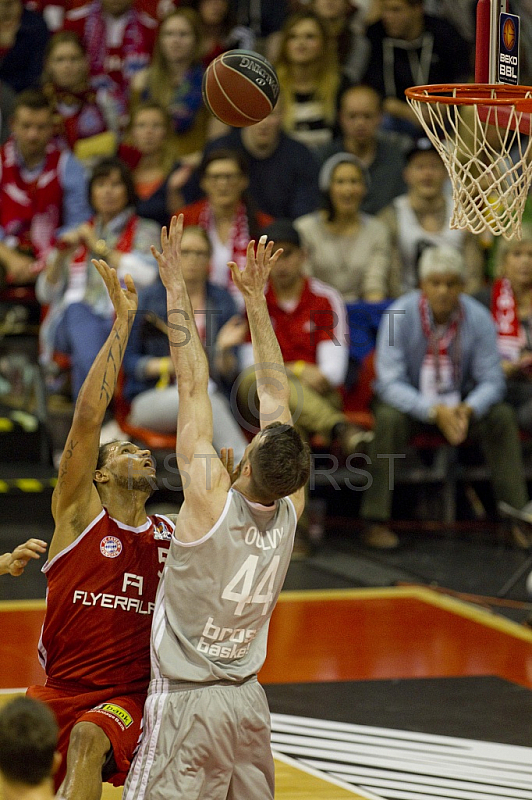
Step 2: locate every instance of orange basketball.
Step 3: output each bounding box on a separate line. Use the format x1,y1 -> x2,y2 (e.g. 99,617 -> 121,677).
503,18 -> 516,51
202,49 -> 280,128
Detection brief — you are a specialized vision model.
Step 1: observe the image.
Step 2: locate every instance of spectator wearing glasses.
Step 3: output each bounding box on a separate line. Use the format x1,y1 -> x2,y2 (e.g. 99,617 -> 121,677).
123,224 -> 249,460
173,148 -> 273,309
190,100 -> 321,220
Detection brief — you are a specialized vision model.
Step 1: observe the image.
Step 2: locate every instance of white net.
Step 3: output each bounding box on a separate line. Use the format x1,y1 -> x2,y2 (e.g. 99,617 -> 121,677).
406,85 -> 532,239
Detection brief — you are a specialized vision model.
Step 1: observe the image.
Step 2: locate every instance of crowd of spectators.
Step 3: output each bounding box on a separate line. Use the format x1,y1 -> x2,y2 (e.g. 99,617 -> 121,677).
3,0 -> 532,552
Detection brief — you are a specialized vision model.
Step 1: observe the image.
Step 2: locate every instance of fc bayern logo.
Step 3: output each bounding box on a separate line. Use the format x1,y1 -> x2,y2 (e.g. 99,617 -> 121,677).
100,536 -> 122,558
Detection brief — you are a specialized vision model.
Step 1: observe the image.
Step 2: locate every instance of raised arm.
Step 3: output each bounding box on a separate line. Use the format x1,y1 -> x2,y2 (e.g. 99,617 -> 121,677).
228,236 -> 288,429
152,216 -> 215,458
49,263 -> 138,560
150,216 -> 230,533
229,238 -> 306,517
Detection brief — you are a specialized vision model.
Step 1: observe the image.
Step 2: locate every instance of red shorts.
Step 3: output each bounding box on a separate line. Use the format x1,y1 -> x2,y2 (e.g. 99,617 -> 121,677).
27,682 -> 146,790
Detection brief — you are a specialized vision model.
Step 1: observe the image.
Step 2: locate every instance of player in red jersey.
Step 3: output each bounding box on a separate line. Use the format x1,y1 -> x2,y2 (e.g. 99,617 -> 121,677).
27,260 -> 175,800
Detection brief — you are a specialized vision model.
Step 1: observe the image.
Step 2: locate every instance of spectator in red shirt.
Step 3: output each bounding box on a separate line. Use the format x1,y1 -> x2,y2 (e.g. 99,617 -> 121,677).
183,0 -> 255,67
42,31 -> 119,164
0,89 -> 90,294
63,0 -> 157,125
236,218 -> 373,455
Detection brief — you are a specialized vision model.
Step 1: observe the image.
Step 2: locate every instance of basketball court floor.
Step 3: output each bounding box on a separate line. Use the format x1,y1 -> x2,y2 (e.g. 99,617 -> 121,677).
1,494 -> 532,800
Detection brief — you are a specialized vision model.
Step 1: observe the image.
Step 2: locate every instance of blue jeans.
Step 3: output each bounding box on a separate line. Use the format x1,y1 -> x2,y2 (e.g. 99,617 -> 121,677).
54,303 -> 113,399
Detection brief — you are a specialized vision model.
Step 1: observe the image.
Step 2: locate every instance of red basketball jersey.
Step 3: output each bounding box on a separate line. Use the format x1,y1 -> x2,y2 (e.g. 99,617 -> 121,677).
38,509 -> 173,690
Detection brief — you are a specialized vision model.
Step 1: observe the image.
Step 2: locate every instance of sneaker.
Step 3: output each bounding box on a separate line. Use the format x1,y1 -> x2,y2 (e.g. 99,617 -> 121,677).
334,422 -> 374,456
361,524 -> 399,550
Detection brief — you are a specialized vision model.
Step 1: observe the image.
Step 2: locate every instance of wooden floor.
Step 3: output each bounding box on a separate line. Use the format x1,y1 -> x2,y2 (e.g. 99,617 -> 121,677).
3,587 -> 532,690
1,586 -> 531,799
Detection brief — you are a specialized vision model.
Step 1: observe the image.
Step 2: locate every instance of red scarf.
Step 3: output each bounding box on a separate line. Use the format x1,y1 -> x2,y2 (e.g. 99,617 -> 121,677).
0,138 -> 63,261
44,83 -> 108,149
84,1 -> 151,109
419,292 -> 462,394
68,213 -> 138,303
490,277 -> 525,362
198,200 -> 249,303
70,212 -> 137,261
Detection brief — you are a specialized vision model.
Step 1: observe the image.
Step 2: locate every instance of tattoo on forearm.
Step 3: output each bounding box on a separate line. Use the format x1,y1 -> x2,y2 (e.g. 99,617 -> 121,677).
99,329 -> 125,403
56,438 -> 79,492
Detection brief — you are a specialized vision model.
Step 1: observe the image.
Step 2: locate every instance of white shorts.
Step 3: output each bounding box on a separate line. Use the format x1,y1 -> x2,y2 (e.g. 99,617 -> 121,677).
123,677 -> 274,800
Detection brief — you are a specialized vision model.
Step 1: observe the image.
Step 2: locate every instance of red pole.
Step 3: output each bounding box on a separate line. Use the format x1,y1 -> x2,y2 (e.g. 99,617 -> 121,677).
475,0 -> 491,82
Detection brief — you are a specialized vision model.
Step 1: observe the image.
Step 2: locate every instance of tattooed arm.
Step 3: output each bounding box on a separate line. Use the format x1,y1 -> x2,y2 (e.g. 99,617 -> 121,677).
48,262 -> 138,561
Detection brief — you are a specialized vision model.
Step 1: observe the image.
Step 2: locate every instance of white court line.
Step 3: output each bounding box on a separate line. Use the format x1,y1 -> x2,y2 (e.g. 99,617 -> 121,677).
272,749 -> 384,799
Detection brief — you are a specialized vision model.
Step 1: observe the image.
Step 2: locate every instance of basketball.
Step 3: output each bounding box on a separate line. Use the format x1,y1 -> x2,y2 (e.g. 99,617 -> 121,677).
202,49 -> 280,128
503,18 -> 516,51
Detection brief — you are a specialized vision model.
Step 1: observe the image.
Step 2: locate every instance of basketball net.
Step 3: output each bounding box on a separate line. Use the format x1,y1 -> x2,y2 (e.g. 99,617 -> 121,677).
406,85 -> 532,240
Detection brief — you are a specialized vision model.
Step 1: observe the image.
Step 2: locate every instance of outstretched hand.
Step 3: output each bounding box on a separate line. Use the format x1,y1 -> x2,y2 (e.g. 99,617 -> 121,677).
228,235 -> 283,300
92,259 -> 138,319
151,214 -> 185,290
0,538 -> 48,577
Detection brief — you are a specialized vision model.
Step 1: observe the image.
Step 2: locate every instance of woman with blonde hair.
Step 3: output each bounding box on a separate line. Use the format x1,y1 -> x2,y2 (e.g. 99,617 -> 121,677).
274,9 -> 350,151
130,7 -> 224,159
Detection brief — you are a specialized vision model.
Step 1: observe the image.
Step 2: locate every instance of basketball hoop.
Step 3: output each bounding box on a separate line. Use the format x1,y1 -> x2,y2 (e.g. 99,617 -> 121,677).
405,83 -> 532,239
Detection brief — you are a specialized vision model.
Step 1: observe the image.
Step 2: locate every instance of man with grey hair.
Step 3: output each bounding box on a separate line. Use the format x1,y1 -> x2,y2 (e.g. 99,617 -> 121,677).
359,244 -> 531,549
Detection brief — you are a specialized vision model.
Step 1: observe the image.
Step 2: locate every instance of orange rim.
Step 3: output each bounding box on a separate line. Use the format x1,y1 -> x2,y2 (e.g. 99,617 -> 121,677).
405,83 -> 532,112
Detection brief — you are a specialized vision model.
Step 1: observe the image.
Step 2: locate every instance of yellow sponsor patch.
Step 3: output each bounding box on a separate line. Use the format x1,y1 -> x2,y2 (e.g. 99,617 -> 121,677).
100,704 -> 133,727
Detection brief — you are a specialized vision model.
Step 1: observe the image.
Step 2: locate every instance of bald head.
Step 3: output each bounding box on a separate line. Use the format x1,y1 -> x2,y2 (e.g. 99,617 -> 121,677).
339,85 -> 383,147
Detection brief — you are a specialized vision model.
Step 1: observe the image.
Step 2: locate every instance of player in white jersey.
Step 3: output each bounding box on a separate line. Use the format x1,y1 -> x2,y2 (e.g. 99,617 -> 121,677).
123,215 -> 310,800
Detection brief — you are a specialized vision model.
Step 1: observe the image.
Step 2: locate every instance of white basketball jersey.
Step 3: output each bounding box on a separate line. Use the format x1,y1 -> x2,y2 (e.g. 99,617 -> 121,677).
151,489 -> 297,684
